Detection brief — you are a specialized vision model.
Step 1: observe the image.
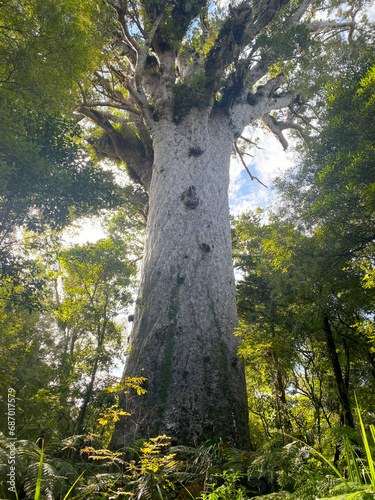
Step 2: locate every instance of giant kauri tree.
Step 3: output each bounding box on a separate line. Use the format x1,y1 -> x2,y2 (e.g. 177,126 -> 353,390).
74,0 -> 371,447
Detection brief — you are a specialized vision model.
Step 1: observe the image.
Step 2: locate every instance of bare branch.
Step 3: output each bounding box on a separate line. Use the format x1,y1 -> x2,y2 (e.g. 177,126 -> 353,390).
234,142 -> 268,188
289,109 -> 320,132
240,136 -> 264,150
109,0 -> 141,53
128,0 -> 146,37
262,113 -> 289,150
306,20 -> 356,34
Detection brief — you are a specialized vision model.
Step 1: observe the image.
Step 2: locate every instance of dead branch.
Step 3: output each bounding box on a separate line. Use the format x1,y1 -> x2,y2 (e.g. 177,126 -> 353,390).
234,142 -> 268,188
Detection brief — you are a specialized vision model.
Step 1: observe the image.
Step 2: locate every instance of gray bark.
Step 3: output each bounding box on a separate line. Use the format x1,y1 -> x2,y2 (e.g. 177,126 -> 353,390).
112,110 -> 251,448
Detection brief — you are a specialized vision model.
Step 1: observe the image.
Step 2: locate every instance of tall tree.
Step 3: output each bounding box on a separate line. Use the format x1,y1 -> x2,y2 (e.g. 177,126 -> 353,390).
72,0 -> 373,447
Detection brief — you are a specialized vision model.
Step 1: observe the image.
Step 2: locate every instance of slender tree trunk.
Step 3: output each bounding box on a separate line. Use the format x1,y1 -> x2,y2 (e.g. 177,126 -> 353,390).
112,112 -> 250,447
272,358 -> 293,436
366,348 -> 375,384
322,315 -> 354,428
269,304 -> 292,437
76,356 -> 99,435
76,323 -> 105,434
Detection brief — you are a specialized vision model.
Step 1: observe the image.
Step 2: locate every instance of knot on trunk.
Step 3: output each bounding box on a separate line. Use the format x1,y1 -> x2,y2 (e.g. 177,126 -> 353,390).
188,146 -> 204,157
199,243 -> 211,253
181,185 -> 199,210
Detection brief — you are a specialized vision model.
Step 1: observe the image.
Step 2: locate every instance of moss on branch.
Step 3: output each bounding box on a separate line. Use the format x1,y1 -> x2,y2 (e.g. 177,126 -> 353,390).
173,72 -> 211,122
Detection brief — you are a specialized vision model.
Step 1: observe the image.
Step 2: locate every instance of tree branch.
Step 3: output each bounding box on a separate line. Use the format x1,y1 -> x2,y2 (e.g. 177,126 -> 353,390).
77,106 -> 153,189
229,73 -> 296,137
290,0 -> 313,26
82,100 -> 141,116
306,20 -> 356,34
262,113 -> 311,150
134,11 -> 164,93
234,142 -> 268,188
109,0 -> 141,54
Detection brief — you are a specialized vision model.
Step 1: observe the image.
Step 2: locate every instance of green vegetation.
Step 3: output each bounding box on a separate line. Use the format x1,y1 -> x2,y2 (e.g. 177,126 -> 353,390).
1,0 -> 375,498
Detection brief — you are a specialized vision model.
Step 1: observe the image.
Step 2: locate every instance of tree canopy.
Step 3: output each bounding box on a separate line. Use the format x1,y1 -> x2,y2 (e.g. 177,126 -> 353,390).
75,0 -> 374,189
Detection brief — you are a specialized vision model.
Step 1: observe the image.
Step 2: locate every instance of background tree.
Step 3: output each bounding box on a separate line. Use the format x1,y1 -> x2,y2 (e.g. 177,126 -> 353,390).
0,237 -> 136,443
233,209 -> 375,455
54,238 -> 136,436
232,54 -> 375,454
0,103 -> 120,246
277,52 -> 375,257
0,0 -> 112,109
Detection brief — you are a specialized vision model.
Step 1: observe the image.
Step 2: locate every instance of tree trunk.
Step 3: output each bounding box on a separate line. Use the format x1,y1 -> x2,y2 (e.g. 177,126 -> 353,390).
112,111 -> 250,448
76,321 -> 106,434
76,355 -> 99,435
322,315 -> 354,428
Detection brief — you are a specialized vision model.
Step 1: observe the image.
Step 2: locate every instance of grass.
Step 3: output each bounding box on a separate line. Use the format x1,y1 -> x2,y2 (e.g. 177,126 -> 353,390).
33,440 -> 84,500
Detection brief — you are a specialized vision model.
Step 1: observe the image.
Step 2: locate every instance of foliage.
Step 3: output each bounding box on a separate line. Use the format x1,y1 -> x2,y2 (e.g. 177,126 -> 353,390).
0,291 -> 58,438
0,98 -> 123,320
1,1 -> 375,499
0,0 -> 113,110
232,54 -> 375,451
0,237 -> 136,442
0,100 -> 120,240
2,418 -> 375,500
277,53 -> 375,255
200,471 -> 249,499
53,238 -> 136,435
0,434 -> 80,500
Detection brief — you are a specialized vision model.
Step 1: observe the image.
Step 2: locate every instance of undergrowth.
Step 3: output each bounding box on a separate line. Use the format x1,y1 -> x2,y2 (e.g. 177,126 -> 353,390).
2,399 -> 375,499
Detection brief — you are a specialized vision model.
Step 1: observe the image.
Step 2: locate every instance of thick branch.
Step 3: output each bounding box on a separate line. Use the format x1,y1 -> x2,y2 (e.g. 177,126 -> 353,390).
204,6 -> 253,99
245,0 -> 289,41
117,40 -> 137,68
134,11 -> 164,93
306,20 -> 356,34
262,113 -> 311,150
77,106 -> 153,190
229,74 -> 296,137
290,0 -> 313,26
